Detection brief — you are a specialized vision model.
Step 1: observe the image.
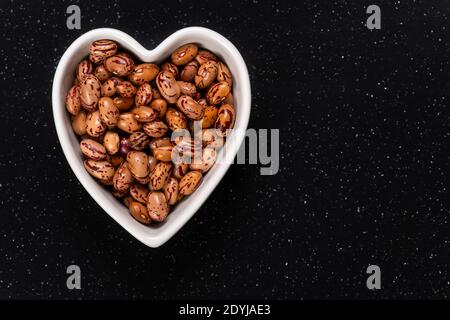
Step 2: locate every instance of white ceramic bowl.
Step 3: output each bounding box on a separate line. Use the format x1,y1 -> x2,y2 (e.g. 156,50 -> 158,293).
52,27 -> 251,247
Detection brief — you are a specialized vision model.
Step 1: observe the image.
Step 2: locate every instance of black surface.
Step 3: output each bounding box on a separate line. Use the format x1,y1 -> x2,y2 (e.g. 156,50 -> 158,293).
0,0 -> 449,299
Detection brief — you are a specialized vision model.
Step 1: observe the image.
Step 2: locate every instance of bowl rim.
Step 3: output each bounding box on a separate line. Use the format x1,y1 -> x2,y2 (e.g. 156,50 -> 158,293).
52,27 -> 251,247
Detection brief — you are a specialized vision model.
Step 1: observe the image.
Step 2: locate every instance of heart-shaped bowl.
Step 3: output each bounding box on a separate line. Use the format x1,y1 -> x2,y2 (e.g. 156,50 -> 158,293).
52,27 -> 251,247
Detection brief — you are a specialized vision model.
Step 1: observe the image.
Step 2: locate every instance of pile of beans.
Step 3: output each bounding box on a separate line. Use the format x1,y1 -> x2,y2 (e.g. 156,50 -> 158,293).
65,39 -> 235,224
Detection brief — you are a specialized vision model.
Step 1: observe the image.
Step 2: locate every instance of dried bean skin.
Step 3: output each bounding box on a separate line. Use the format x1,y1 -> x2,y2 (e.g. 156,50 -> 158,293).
80,138 -> 107,160
146,191 -> 170,222
129,201 -> 152,225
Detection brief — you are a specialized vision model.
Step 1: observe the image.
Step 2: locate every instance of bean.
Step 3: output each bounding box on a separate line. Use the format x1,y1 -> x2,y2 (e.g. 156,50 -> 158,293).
165,107 -> 187,131
86,110 -> 106,137
135,83 -> 153,106
190,146 -> 216,173
130,183 -> 149,204
98,97 -> 119,128
103,131 -> 120,155
195,50 -> 218,65
201,105 -> 219,129
127,151 -> 150,178
84,159 -> 115,180
80,74 -> 101,112
116,81 -> 137,98
76,59 -> 93,83
65,85 -> 81,115
206,81 -> 230,105
180,60 -> 199,82
129,201 -> 152,225
94,64 -> 112,82
163,177 -> 179,205
105,53 -> 134,76
161,62 -> 179,77
179,171 -> 203,195
113,162 -> 133,192
101,77 -> 121,97
89,39 -> 118,64
215,103 -> 236,137
156,71 -> 180,104
171,43 -> 198,66
146,191 -> 170,222
176,95 -> 204,120
195,61 -> 217,89
128,131 -> 150,150
128,63 -> 159,86
217,61 -> 233,87
150,99 -> 168,119
72,111 -> 87,136
150,162 -> 172,191
143,121 -> 169,138
80,138 -> 107,160
117,113 -> 141,133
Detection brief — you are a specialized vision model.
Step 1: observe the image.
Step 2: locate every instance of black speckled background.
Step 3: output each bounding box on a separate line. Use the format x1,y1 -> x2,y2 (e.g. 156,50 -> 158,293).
0,0 -> 449,299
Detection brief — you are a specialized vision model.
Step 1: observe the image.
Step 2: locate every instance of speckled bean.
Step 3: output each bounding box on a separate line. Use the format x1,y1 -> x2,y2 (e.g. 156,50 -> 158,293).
146,192 -> 170,222
84,159 -> 115,180
179,171 -> 203,195
150,162 -> 172,191
80,138 -> 107,160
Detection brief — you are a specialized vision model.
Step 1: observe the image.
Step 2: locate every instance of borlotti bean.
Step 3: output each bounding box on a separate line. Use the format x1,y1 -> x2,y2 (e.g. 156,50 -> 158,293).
65,40 -> 236,225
